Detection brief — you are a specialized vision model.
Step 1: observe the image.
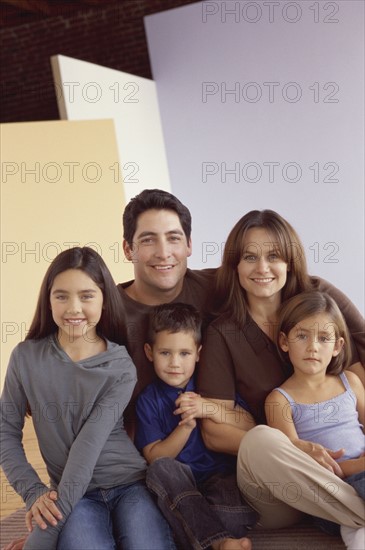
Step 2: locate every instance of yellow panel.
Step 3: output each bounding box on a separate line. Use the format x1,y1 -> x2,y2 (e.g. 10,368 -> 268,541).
0,119 -> 133,389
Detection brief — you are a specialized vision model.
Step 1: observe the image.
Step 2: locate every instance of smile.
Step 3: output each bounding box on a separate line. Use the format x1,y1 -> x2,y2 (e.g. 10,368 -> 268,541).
63,319 -> 86,325
252,278 -> 274,283
152,265 -> 174,271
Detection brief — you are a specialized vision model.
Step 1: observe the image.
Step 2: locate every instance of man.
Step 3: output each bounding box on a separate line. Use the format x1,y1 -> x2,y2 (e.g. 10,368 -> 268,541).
117,189 -> 216,430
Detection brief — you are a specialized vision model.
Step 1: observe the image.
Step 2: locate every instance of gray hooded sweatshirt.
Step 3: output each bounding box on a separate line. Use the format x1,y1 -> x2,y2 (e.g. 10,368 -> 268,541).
0,335 -> 146,549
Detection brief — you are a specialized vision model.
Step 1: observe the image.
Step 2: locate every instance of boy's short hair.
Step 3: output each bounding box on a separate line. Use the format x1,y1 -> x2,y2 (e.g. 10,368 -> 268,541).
123,189 -> 192,246
147,303 -> 202,346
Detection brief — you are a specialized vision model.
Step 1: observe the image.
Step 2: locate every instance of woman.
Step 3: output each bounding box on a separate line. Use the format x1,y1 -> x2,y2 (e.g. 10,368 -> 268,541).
197,210 -> 364,548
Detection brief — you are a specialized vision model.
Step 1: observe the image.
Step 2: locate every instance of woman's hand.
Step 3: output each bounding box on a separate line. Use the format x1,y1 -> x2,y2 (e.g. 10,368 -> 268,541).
29,490 -> 62,530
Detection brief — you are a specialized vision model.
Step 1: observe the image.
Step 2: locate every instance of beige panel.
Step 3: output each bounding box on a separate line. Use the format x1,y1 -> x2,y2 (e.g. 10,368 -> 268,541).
1,119 -> 133,389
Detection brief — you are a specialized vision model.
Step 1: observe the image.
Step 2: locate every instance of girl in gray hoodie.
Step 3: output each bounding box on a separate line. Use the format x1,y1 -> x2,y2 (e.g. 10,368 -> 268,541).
0,246 -> 176,550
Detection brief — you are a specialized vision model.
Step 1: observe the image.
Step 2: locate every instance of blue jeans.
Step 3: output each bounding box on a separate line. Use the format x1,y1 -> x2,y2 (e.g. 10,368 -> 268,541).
146,457 -> 257,550
57,480 -> 176,550
346,470 -> 365,500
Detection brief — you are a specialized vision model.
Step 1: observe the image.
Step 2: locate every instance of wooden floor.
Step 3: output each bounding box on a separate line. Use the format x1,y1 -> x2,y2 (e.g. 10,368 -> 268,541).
1,418 -> 48,519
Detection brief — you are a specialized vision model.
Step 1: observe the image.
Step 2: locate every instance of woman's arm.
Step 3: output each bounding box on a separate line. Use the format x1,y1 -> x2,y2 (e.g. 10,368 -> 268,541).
317,277 -> 365,370
197,322 -> 254,453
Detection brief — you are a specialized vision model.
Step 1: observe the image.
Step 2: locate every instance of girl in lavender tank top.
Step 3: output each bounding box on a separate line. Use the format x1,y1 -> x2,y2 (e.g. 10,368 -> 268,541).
265,290 -> 364,550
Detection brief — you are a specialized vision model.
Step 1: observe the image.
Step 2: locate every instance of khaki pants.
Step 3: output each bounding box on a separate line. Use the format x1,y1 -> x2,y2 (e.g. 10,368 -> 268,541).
237,425 -> 365,529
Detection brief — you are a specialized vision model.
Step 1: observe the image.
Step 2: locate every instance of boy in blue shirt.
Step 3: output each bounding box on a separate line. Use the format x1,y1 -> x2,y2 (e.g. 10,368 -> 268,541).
136,303 -> 257,550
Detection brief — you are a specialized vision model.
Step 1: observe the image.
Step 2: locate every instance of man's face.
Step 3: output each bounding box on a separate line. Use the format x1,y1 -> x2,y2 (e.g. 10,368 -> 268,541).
123,209 -> 192,303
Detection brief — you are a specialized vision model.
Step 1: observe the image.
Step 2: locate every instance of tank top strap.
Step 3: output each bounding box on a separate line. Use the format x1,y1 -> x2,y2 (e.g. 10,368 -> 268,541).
339,371 -> 351,391
273,387 -> 296,405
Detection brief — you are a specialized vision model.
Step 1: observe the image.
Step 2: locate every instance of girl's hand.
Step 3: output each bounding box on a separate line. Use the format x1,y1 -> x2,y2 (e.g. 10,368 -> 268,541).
339,455 -> 365,477
4,536 -> 28,550
30,490 -> 62,530
25,509 -> 33,532
293,440 -> 345,477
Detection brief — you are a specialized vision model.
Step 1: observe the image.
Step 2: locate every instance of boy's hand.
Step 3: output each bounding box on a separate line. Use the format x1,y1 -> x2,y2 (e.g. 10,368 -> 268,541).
180,416 -> 197,429
175,392 -> 203,425
30,490 -> 62,530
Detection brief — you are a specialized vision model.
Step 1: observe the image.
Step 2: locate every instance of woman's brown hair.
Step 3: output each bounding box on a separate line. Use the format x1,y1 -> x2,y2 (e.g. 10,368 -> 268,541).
215,210 -> 311,324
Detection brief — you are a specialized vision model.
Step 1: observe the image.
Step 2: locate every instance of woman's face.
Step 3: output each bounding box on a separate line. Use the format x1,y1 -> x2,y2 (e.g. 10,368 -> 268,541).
237,227 -> 288,303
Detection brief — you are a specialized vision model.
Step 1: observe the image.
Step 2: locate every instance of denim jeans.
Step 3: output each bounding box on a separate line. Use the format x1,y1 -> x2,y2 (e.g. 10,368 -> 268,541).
146,457 -> 257,550
346,470 -> 365,500
57,480 -> 177,550
312,471 -> 365,537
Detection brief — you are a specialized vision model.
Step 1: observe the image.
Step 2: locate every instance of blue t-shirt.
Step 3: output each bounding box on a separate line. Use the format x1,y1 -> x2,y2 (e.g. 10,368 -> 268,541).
135,377 -> 237,482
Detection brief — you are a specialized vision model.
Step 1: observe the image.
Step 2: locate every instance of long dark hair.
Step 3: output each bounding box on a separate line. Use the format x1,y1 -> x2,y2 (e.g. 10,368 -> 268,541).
215,210 -> 311,324
26,247 -> 126,345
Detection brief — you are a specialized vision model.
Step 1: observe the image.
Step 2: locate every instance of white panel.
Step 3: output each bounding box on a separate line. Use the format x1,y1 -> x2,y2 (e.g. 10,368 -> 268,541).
145,1 -> 364,313
51,55 -> 171,202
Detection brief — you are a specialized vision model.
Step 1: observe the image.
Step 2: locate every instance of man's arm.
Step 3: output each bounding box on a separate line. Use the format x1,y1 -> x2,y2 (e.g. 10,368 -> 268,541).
201,418 -> 248,455
198,398 -> 253,455
175,392 -> 256,430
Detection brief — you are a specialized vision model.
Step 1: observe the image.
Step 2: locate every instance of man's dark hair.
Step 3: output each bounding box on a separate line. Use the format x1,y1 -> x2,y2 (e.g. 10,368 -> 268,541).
123,189 -> 192,246
147,302 -> 202,346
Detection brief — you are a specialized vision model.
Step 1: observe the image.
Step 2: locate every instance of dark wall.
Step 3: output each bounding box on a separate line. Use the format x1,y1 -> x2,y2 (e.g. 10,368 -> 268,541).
0,0 -> 196,122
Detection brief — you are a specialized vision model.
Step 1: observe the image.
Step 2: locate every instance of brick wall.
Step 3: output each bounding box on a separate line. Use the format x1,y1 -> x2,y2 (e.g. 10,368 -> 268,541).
0,0 -> 196,123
